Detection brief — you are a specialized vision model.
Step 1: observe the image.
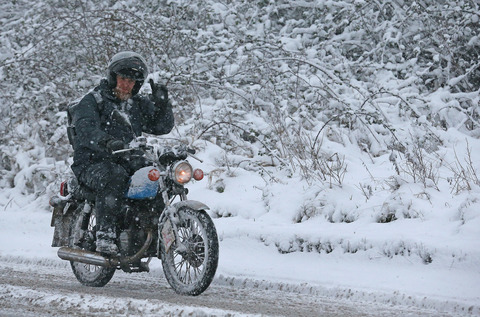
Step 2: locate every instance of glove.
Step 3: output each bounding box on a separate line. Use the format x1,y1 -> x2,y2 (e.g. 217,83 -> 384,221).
106,139 -> 126,153
149,79 -> 170,109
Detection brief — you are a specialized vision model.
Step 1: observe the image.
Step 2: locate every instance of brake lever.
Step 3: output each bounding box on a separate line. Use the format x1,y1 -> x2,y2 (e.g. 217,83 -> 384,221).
112,148 -> 135,154
187,152 -> 203,163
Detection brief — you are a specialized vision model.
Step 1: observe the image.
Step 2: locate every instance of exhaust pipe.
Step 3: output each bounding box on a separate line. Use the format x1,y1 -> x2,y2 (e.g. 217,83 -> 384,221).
58,230 -> 153,268
58,247 -> 119,267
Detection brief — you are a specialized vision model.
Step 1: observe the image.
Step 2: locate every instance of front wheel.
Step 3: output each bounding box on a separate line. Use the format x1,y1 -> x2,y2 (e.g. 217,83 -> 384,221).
69,204 -> 116,287
159,207 -> 219,295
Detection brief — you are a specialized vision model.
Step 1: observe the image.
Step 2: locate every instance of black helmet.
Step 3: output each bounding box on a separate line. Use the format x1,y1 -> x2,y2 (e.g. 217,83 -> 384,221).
107,51 -> 148,95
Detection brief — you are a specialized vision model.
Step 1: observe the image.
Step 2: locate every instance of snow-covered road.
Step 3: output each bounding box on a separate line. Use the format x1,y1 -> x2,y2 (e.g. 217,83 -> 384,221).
0,256 -> 461,317
0,201 -> 478,316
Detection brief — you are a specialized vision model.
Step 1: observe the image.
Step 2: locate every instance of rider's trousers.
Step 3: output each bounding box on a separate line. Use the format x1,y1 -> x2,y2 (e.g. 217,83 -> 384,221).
78,161 -> 130,235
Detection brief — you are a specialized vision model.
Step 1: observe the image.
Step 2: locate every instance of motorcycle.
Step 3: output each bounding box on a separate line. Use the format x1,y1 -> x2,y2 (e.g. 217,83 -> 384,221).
50,138 -> 219,296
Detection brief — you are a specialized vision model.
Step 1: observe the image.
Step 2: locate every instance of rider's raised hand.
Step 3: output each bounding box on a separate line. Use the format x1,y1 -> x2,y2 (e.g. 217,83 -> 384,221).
149,79 -> 170,110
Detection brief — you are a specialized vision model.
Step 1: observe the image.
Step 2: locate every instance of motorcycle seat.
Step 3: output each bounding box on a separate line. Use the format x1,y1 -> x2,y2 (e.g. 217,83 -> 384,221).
66,177 -> 97,203
72,185 -> 97,203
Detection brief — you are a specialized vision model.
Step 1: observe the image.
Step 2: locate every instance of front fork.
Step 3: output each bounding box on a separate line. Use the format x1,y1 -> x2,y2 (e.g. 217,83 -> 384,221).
158,189 -> 180,256
157,190 -> 209,256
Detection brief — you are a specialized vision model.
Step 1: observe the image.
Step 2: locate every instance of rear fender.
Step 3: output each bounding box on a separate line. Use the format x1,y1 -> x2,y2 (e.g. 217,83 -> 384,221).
51,201 -> 79,247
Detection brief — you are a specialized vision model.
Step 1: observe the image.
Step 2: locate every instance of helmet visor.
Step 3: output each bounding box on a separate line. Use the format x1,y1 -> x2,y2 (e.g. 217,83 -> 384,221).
110,56 -> 147,81
116,67 -> 145,81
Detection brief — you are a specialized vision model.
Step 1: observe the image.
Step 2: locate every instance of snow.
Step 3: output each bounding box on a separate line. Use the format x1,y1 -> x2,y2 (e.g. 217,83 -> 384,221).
1,284 -> 252,317
1,1 -> 480,315
1,134 -> 479,315
2,97 -> 480,315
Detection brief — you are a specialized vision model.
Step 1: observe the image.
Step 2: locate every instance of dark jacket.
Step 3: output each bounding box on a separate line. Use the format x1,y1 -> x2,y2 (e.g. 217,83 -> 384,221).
71,79 -> 174,177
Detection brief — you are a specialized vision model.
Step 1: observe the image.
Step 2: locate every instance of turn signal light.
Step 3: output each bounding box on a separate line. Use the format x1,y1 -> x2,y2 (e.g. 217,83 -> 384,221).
148,169 -> 161,181
193,169 -> 204,181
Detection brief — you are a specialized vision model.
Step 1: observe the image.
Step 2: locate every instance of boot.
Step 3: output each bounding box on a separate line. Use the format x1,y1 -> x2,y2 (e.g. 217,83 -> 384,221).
96,228 -> 119,256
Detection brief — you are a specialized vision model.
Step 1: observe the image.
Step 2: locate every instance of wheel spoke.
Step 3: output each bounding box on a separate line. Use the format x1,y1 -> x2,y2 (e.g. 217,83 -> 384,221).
70,206 -> 115,287
161,208 -> 218,295
172,220 -> 204,284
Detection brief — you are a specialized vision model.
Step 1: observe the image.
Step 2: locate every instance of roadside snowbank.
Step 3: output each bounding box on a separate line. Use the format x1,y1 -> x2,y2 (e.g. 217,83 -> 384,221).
0,170 -> 478,316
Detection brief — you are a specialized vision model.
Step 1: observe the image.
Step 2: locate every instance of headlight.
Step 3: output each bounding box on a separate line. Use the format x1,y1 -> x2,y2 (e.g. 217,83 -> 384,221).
171,161 -> 193,185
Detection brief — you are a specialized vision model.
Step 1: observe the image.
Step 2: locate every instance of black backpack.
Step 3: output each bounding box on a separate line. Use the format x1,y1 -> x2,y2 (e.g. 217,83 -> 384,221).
66,90 -> 103,149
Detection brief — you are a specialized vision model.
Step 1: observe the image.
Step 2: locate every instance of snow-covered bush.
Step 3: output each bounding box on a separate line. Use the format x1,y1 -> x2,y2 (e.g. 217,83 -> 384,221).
1,0 -> 479,198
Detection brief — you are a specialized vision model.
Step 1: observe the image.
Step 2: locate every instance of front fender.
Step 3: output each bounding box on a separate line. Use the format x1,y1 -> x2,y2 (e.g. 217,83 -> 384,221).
160,200 -> 210,226
171,200 -> 210,211
158,200 -> 210,255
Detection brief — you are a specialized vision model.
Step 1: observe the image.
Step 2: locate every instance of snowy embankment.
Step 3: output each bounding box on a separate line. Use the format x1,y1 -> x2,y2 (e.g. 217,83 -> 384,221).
1,1 -> 479,315
1,132 -> 479,316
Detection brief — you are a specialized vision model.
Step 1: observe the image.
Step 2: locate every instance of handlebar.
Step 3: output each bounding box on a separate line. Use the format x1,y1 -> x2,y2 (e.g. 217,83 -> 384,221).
112,143 -> 203,163
187,151 -> 203,163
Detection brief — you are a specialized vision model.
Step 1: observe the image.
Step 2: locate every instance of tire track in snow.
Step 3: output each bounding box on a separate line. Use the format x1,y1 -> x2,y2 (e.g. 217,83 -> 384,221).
0,256 -> 468,317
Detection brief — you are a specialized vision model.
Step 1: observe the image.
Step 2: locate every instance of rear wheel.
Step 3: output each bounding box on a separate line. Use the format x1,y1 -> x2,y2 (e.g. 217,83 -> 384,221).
159,207 -> 219,296
69,204 -> 116,287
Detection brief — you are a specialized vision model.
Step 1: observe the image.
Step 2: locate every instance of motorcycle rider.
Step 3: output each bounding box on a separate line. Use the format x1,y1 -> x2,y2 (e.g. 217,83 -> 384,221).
70,51 -> 174,255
